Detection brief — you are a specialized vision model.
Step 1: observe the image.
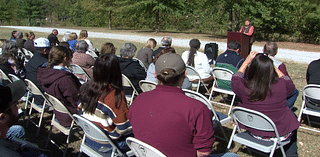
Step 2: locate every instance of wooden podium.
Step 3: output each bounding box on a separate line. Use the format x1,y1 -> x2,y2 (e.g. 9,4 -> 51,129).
227,32 -> 250,58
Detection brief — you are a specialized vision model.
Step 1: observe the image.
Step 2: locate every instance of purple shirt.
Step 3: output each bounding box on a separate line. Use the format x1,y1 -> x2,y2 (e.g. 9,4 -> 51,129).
231,72 -> 300,137
129,85 -> 215,157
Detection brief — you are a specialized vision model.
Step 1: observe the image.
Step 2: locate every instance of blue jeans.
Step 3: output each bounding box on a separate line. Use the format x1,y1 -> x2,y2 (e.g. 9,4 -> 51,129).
287,89 -> 299,111
6,125 -> 25,140
208,152 -> 239,157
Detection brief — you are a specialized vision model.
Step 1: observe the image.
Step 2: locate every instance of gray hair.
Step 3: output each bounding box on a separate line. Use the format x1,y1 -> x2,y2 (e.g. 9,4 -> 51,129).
263,42 -> 278,56
61,31 -> 71,42
120,43 -> 137,58
161,36 -> 172,46
15,31 -> 23,38
75,40 -> 88,53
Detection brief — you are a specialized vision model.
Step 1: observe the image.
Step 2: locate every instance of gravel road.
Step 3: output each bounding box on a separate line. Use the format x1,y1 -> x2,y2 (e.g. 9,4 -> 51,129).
2,26 -> 319,64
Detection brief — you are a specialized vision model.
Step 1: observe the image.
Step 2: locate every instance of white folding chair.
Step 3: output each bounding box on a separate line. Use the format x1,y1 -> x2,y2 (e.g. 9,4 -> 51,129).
132,58 -> 147,72
67,64 -> 91,84
0,69 -> 13,84
126,137 -> 166,157
25,79 -> 52,137
22,48 -> 34,59
73,114 -> 127,157
122,74 -> 139,108
183,89 -> 230,142
86,50 -> 98,59
139,80 -> 157,92
209,67 -> 236,115
298,84 -> 320,133
8,74 -> 21,82
45,93 -> 78,157
186,66 -> 210,93
227,107 -> 290,157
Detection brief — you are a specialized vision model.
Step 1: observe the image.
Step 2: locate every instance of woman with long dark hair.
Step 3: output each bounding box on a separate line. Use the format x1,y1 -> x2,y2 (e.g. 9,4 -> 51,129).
231,51 -> 300,156
78,54 -> 133,153
181,39 -> 213,84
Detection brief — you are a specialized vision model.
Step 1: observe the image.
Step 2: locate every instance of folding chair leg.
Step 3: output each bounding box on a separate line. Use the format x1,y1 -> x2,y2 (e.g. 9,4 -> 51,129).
227,126 -> 237,149
280,146 -> 286,157
46,125 -> 53,148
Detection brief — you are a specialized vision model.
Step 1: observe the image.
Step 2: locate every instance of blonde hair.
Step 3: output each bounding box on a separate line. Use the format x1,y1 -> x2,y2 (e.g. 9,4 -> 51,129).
100,43 -> 116,55
68,32 -> 78,40
47,46 -> 71,68
79,30 -> 88,39
146,38 -> 157,49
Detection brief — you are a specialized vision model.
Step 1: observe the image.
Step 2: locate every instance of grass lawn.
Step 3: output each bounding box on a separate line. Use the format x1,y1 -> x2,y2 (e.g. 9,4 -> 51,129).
1,27 -> 320,157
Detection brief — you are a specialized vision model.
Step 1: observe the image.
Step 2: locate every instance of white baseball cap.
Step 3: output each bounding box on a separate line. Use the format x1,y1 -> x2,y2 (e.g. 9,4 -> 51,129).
34,37 -> 51,47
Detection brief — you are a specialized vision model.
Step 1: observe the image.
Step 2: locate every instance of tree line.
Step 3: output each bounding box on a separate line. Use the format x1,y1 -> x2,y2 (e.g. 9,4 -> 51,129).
0,0 -> 319,44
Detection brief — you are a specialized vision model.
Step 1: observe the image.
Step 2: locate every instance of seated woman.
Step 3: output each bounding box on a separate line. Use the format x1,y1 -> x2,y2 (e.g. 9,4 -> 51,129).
0,41 -> 26,84
118,43 -> 146,94
100,43 -> 116,55
146,47 -> 191,89
37,46 -> 81,127
67,32 -> 77,52
78,54 -> 133,152
136,38 -> 157,68
231,52 -> 300,156
71,40 -> 95,78
79,30 -> 97,52
181,39 -> 213,86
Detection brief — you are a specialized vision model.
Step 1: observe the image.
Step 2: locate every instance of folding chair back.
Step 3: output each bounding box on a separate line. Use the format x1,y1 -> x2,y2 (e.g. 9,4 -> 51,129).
209,67 -> 236,115
68,64 -> 91,84
86,50 -> 98,59
73,114 -> 125,157
132,58 -> 147,72
45,93 -> 76,157
22,48 -> 34,59
227,107 -> 288,157
183,89 -> 230,141
126,137 -> 166,157
0,69 -> 13,83
8,74 -> 21,82
139,80 -> 157,92
24,79 -> 52,137
122,74 -> 138,107
186,66 -> 209,93
298,84 -> 320,133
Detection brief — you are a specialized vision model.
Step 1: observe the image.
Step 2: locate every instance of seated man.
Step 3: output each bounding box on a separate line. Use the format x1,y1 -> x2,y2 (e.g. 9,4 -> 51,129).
215,41 -> 244,89
118,43 -> 146,94
263,42 -> 299,111
129,53 -> 215,156
0,80 -> 46,156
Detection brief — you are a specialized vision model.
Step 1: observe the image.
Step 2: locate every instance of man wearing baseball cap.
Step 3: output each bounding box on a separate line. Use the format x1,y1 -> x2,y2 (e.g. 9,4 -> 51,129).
129,53 -> 215,156
25,37 -> 51,105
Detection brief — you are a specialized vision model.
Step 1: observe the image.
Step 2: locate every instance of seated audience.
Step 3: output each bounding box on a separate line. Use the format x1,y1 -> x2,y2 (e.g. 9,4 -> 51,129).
48,29 -> 60,46
71,40 -> 95,78
14,31 -> 26,50
118,43 -> 146,94
215,41 -> 244,89
67,32 -> 77,52
23,32 -> 36,53
181,39 -> 213,85
146,47 -> 192,89
152,36 -> 172,58
0,80 -> 47,156
0,41 -> 26,82
37,46 -> 81,127
263,42 -> 299,111
231,52 -> 300,156
79,54 -> 133,153
78,30 -> 97,52
306,57 -> 320,85
129,53 -> 215,156
100,42 -> 116,55
136,38 -> 157,68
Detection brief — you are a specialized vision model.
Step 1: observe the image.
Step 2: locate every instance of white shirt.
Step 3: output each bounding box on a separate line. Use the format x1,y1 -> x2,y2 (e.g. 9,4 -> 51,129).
181,50 -> 211,81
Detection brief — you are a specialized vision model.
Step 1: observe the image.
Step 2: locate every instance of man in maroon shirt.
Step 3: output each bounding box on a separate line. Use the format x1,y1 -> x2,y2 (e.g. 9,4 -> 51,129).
129,53 -> 215,157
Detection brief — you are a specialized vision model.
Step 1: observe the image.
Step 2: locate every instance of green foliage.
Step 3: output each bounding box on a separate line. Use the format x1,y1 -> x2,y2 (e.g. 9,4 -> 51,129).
16,0 -> 48,26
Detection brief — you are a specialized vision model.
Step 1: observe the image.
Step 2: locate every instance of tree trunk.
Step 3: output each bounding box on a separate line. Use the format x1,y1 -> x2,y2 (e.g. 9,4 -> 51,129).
108,0 -> 112,30
155,9 -> 159,33
228,8 -> 233,31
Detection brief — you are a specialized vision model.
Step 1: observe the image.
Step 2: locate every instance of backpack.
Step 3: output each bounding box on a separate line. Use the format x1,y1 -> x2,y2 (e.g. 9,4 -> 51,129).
204,43 -> 218,65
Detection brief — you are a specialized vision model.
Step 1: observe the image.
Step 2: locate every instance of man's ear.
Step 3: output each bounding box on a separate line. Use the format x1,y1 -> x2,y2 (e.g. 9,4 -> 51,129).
184,71 -> 187,78
154,71 -> 157,78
